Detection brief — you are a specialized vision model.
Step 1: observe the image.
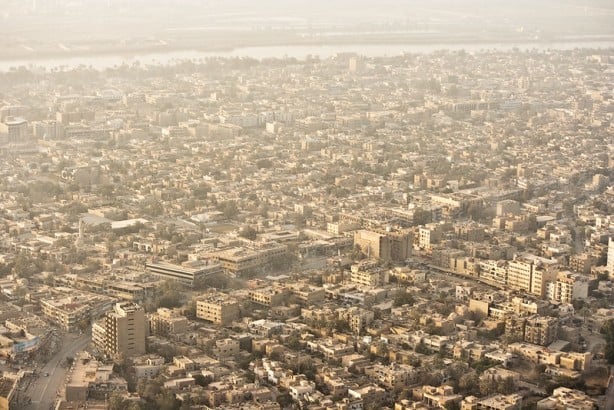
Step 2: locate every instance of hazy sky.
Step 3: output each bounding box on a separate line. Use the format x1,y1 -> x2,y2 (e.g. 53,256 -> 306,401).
1,0 -> 612,58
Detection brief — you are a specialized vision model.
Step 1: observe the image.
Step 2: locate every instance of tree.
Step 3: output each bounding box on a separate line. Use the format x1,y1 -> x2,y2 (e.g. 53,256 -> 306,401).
239,225 -> 257,240
413,208 -> 432,226
276,392 -> 293,409
140,198 -> 164,217
193,374 -> 212,387
458,372 -> 479,395
394,289 -> 416,307
479,377 -> 497,396
154,280 -> 184,309
497,376 -> 517,394
601,319 -> 614,364
155,390 -> 180,410
218,200 -> 239,220
13,253 -> 43,279
137,378 -> 162,401
109,393 -> 130,410
180,394 -> 193,410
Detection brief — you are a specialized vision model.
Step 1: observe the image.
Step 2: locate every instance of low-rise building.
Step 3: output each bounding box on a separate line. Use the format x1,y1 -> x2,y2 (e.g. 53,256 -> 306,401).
148,307 -> 188,336
536,387 -> 596,409
196,292 -> 241,325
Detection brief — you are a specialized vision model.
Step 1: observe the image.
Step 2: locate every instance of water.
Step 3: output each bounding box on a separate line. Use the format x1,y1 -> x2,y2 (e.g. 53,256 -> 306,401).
1,40 -> 612,72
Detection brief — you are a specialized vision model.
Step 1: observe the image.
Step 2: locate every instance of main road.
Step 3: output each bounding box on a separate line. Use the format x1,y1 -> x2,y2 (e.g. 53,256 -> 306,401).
23,333 -> 91,410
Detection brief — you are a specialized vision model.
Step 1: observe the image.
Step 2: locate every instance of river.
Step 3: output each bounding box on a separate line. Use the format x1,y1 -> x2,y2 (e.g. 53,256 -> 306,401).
1,40 -> 612,72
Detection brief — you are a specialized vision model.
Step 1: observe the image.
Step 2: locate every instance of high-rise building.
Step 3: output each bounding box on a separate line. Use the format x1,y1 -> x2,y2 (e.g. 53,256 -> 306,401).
0,116 -> 28,143
94,302 -> 146,359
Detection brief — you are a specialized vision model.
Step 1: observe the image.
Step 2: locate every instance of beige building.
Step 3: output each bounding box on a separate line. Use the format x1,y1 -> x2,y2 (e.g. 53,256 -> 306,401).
210,243 -> 288,276
248,286 -> 289,307
350,263 -> 389,287
196,292 -> 241,325
40,291 -> 115,332
148,308 -> 188,336
546,271 -> 589,304
461,393 -> 522,410
507,256 -> 557,298
537,387 -> 596,409
65,351 -> 128,402
95,302 -> 146,358
145,261 -> 222,287
0,378 -> 17,410
354,228 -> 412,262
524,316 -> 558,346
0,116 -> 28,143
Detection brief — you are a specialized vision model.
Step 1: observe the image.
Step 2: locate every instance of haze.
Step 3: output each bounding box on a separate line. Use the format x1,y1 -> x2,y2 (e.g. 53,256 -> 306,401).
1,0 -> 613,61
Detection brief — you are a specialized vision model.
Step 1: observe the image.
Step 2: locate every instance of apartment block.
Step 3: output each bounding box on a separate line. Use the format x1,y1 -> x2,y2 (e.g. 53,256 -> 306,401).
196,293 -> 241,325
95,302 -> 146,358
148,307 -> 188,336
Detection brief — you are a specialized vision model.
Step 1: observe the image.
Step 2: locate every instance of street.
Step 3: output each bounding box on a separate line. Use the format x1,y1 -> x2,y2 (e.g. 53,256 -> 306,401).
22,333 -> 91,410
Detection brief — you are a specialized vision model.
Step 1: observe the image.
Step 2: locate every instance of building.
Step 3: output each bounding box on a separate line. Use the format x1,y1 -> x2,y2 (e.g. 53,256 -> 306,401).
416,385 -> 463,409
40,291 -> 115,332
65,351 -> 128,402
364,363 -> 417,390
285,283 -> 326,305
568,253 -> 593,274
339,307 -> 375,334
496,200 -> 520,217
354,228 -> 412,262
461,393 -> 522,410
95,302 -> 146,358
454,222 -> 485,242
507,256 -> 557,298
546,271 -> 589,304
506,258 -> 534,294
196,292 -> 241,325
536,387 -> 596,409
0,117 -> 28,143
0,377 -> 17,410
350,262 -> 389,287
148,308 -> 188,336
524,316 -> 558,346
145,261 -> 222,287
209,243 -> 288,276
248,286 -> 289,307
417,225 -> 443,250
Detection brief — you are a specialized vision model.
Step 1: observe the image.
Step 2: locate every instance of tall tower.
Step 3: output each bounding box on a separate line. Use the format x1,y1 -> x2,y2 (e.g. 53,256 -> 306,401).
103,302 -> 146,358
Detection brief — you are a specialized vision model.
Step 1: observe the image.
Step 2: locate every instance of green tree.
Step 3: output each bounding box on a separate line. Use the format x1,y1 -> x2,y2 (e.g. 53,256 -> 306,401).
193,374 -> 212,387
276,392 -> 293,409
155,390 -> 180,410
458,372 -> 479,395
239,225 -> 257,240
108,393 -> 129,410
137,378 -> 162,401
218,200 -> 239,220
13,253 -> 43,279
394,289 -> 416,307
601,319 -> 614,364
